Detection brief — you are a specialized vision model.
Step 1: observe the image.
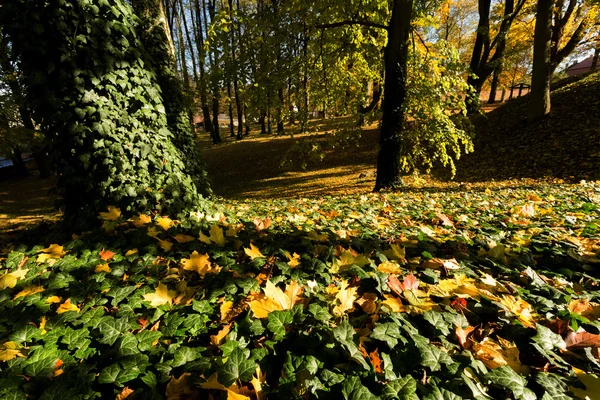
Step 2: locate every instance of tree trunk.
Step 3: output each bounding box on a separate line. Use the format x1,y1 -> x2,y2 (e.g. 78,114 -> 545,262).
592,42 -> 600,71
488,63 -> 502,104
3,0 -> 210,224
227,78 -> 235,137
374,0 -> 413,191
528,0 -> 553,121
227,0 -> 243,140
192,0 -> 214,133
10,146 -> 28,177
206,0 -> 221,144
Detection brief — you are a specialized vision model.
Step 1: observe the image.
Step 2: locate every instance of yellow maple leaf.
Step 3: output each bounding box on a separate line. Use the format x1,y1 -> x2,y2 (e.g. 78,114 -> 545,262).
181,251 -> 220,275
244,243 -> 264,260
147,226 -> 160,238
14,285 -> 44,299
220,300 -> 234,321
251,365 -> 266,400
158,239 -> 173,252
381,295 -> 406,313
210,225 -> 226,246
132,214 -> 152,228
40,316 -> 47,334
0,345 -> 23,362
430,274 -> 480,299
57,298 -> 80,314
332,249 -> 370,272
568,299 -> 600,321
377,262 -> 402,275
156,216 -> 174,230
45,295 -> 61,304
99,206 -> 121,221
95,263 -> 111,273
173,234 -> 195,243
384,244 -> 406,262
143,282 -> 176,307
210,323 -> 231,346
333,280 -> 358,316
286,252 -> 301,268
472,337 -> 529,374
200,373 -> 251,399
570,367 -> 600,399
116,387 -> 134,400
125,249 -> 138,257
0,269 -> 28,290
39,244 -> 67,259
498,295 -> 536,328
249,280 -> 304,318
166,372 -> 197,400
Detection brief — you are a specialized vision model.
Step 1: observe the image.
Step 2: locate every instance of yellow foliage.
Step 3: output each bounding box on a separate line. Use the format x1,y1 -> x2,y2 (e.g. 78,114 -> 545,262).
244,243 -> 264,260
249,280 -> 304,318
99,206 -> 121,221
333,280 -> 358,317
143,283 -> 176,307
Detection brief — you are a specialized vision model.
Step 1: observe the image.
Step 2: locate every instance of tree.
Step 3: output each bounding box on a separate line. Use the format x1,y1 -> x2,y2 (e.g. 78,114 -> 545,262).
466,0 -> 527,113
528,0 -> 597,121
1,0 -> 212,225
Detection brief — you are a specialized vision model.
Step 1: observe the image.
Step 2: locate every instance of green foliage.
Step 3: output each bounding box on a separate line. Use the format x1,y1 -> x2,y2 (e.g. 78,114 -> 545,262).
1,182 -> 600,398
402,42 -> 474,177
1,0 -> 211,225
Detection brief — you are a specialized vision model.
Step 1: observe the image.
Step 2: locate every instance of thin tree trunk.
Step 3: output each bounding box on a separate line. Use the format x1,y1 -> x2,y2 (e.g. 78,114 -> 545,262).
488,62 -> 502,104
193,0 -> 214,133
206,0 -> 221,143
227,78 -> 235,137
374,0 -> 413,191
227,0 -> 243,140
592,42 -> 600,70
528,0 -> 553,121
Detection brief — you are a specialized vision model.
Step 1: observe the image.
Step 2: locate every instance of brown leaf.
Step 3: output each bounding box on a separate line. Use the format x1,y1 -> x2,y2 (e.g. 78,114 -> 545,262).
400,273 -> 419,291
253,217 -> 272,231
434,213 -> 454,227
356,293 -> 378,314
387,275 -> 404,297
565,331 -> 600,350
455,325 -> 475,349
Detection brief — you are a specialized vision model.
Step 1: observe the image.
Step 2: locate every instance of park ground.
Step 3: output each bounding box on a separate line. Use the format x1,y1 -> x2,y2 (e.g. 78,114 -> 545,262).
0,72 -> 598,399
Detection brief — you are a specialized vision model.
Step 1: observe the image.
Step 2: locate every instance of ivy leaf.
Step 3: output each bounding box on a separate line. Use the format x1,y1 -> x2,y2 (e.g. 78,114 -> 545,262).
381,375 -> 419,400
485,366 -> 536,400
341,376 -> 377,400
371,322 -> 404,348
333,320 -> 370,370
267,310 -> 293,340
414,337 -> 452,372
218,347 -> 256,387
533,324 -> 566,351
172,346 -> 202,367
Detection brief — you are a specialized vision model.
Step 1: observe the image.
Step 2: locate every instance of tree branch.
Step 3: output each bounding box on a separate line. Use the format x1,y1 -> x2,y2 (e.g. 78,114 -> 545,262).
315,20 -> 389,31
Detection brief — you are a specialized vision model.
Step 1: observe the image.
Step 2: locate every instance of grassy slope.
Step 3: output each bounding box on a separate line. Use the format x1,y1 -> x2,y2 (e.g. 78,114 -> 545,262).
453,72 -> 600,182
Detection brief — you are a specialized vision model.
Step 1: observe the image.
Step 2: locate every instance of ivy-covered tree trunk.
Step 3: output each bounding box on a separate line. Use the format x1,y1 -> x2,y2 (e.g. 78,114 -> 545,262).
374,0 -> 413,191
131,0 -> 210,193
1,0 -> 211,225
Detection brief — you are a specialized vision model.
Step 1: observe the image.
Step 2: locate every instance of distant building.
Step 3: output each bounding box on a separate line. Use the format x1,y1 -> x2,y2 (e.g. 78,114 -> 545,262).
566,56 -> 597,76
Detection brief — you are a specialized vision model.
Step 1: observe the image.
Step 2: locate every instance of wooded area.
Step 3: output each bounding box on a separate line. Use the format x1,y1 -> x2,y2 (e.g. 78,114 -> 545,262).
0,0 -> 600,398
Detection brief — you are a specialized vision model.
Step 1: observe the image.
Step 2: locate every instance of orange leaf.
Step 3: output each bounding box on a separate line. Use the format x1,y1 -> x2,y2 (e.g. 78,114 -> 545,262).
99,248 -> 115,261
369,348 -> 383,374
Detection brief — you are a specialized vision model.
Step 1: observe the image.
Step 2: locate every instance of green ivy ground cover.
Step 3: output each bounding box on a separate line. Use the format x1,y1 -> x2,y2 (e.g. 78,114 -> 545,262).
0,181 -> 600,399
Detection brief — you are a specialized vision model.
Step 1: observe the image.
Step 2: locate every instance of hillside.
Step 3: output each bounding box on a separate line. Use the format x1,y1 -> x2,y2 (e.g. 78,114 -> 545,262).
452,72 -> 600,182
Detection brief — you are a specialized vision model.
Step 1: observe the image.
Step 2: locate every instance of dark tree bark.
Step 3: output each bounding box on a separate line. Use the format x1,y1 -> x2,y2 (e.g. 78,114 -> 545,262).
466,0 -> 522,114
488,62 -> 502,104
529,0 -> 554,121
227,0 -> 243,140
374,0 -> 413,191
206,0 -> 222,143
192,0 -> 214,133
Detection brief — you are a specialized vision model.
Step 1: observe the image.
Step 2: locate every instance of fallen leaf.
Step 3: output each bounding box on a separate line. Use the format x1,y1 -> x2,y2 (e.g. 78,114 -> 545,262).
132,214 -> 152,227
125,249 -> 138,256
173,234 -> 195,243
568,299 -> 600,321
14,285 -> 44,299
286,252 -> 301,268
253,217 -> 272,231
95,263 -> 111,273
384,244 -> 406,262
565,331 -> 600,350
116,387 -> 134,400
333,279 -> 358,316
182,251 -> 221,275
210,323 -> 231,346
158,239 -> 173,252
244,243 -> 264,259
157,216 -> 174,230
249,280 -> 304,318
0,269 -> 28,290
498,295 -> 536,328
356,293 -> 378,314
251,365 -> 266,400
570,367 -> 600,399
377,262 -> 402,275
45,295 -> 61,304
209,224 -> 226,246
57,298 -> 80,314
456,325 -> 475,349
99,248 -> 115,261
143,283 -> 176,307
381,295 -> 405,313
472,337 -> 528,374
99,206 -> 121,221
369,348 -> 383,373
166,372 -> 198,400
220,300 -> 234,321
